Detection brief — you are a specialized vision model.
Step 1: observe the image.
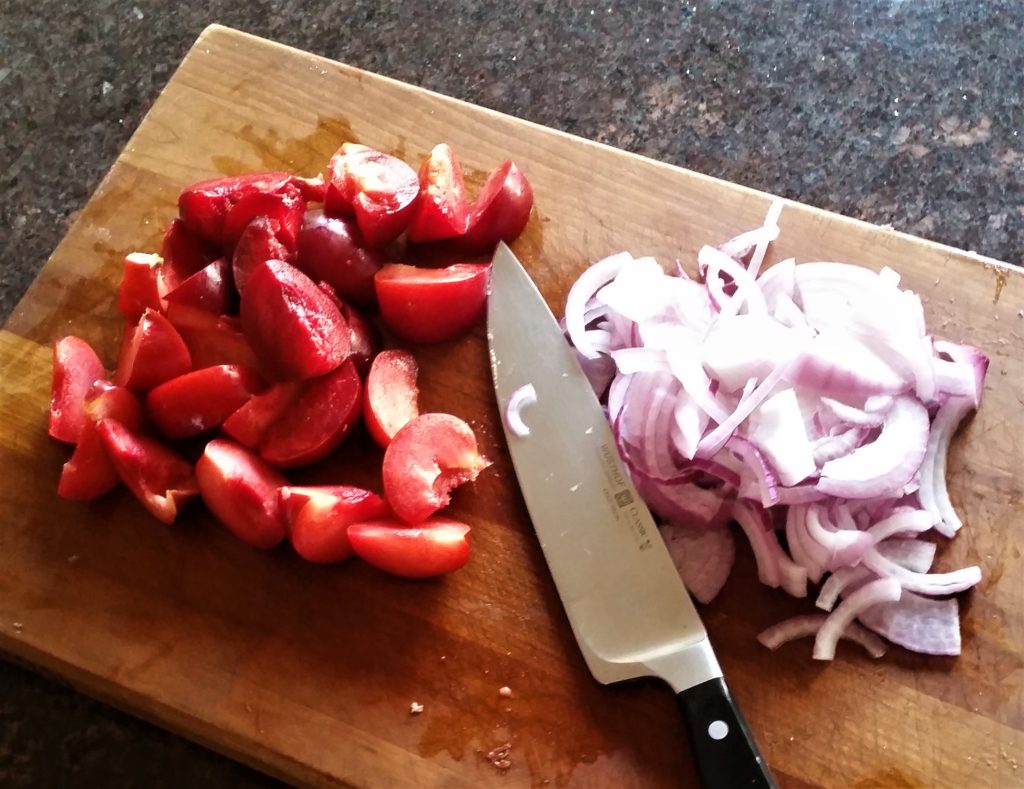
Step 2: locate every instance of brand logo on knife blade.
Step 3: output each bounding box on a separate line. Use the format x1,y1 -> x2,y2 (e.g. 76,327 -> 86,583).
597,442 -> 654,553
613,489 -> 634,508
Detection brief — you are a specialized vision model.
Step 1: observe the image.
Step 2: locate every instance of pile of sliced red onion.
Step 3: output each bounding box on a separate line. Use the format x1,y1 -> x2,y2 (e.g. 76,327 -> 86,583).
562,202 -> 987,660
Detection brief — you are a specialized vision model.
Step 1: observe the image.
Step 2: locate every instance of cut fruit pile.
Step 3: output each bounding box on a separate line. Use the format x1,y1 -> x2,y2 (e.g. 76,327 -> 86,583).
563,202 -> 987,659
49,141 -> 534,579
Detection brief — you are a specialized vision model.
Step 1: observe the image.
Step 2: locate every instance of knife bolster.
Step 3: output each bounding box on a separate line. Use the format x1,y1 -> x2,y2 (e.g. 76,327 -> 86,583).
645,636 -> 722,693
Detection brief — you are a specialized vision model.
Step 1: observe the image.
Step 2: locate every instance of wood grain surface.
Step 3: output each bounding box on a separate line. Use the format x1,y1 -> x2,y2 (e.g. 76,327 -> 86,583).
1,25 -> 1022,789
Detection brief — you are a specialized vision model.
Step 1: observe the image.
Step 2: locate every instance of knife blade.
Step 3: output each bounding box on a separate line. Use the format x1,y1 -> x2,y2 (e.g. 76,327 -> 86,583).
487,243 -> 775,788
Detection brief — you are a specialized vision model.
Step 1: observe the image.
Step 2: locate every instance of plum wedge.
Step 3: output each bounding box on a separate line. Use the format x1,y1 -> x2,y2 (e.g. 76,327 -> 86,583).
348,517 -> 471,579
147,365 -> 264,439
59,383 -> 144,501
279,485 -> 391,563
114,309 -> 192,392
382,413 -> 489,524
97,419 -> 199,524
364,350 -> 419,447
259,359 -> 362,468
49,336 -> 106,444
240,259 -> 350,381
196,439 -> 288,549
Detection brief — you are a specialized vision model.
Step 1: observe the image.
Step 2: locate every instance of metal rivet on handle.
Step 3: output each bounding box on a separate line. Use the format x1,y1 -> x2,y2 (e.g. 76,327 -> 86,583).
708,720 -> 729,740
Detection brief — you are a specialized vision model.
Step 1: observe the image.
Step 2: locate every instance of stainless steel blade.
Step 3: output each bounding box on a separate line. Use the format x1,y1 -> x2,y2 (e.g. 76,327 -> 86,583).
487,243 -> 721,693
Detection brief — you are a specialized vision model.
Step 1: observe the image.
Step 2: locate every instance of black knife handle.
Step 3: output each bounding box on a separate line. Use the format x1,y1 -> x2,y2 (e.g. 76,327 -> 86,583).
677,677 -> 776,789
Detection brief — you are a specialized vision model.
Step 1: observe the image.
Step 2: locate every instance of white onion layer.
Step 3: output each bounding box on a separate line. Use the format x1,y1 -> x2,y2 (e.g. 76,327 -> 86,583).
503,384 -> 537,438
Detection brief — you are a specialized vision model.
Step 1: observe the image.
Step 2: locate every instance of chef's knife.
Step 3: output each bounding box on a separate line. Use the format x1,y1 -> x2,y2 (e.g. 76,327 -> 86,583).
487,243 -> 775,788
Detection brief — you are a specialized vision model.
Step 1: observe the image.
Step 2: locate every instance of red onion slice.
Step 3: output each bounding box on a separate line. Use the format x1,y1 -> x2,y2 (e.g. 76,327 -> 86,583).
665,343 -> 732,426
698,245 -> 768,318
747,199 -> 783,278
672,395 -> 709,461
857,591 -> 960,656
746,388 -> 817,486
820,397 -> 886,427
786,332 -> 911,399
860,550 -> 981,596
804,504 -> 874,570
874,538 -> 936,574
639,375 -> 683,480
611,347 -> 670,375
631,470 -> 731,530
758,614 -> 886,658
566,252 -> 633,358
866,508 -> 934,542
933,358 -> 981,401
918,395 -> 974,537
758,256 -> 796,310
812,427 -> 872,466
734,502 -> 807,597
575,349 -> 616,397
793,262 -> 890,328
560,203 -> 987,661
813,577 -> 902,660
785,504 -> 824,584
816,566 -> 874,612
717,200 -> 782,278
597,257 -> 674,323
700,314 -> 800,393
932,340 -> 988,407
661,521 -> 736,604
774,485 -> 829,505
503,384 -> 537,438
865,395 -> 894,413
818,396 -> 929,499
725,436 -> 780,506
772,292 -> 812,332
695,353 -> 797,459
606,372 -> 632,425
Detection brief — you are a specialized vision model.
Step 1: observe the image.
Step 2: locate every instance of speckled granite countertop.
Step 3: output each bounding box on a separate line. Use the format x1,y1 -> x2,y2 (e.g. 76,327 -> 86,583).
1,0 -> 1022,785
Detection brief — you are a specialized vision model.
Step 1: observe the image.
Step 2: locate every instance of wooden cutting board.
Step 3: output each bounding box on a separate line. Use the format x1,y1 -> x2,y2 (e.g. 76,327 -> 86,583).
1,25 -> 1022,788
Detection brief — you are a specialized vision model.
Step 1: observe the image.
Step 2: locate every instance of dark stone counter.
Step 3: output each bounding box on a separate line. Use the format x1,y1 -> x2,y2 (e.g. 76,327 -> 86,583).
1,0 -> 1021,784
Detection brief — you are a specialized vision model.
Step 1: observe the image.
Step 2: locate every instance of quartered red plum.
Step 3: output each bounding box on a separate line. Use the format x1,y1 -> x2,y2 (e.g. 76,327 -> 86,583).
178,171 -> 297,247
49,335 -> 106,444
164,302 -> 261,371
407,143 -> 470,243
160,218 -> 211,280
222,184 -> 305,252
232,215 -> 296,296
259,359 -> 362,468
59,382 -> 144,501
364,349 -> 419,447
97,418 -> 199,524
114,309 -> 192,391
240,259 -> 350,381
338,301 -> 379,375
196,439 -> 288,549
146,364 -> 264,439
296,208 -> 383,305
221,380 -> 303,449
348,517 -> 471,578
117,252 -> 176,322
374,263 -> 490,344
279,485 -> 391,563
382,413 -> 490,524
324,144 -> 419,247
164,256 -> 234,315
461,160 -> 533,252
